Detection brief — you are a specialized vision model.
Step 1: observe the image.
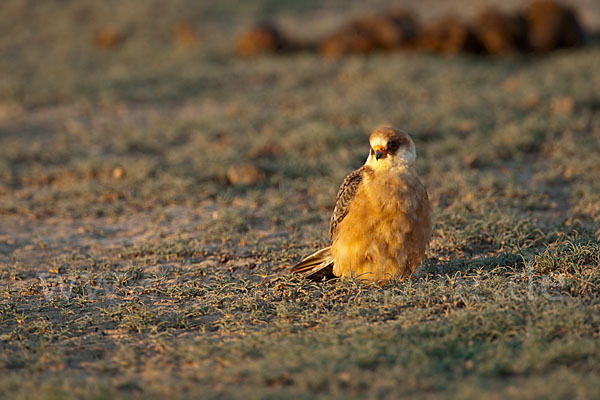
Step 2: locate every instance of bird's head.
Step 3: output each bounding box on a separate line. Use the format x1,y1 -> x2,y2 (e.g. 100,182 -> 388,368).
366,127 -> 416,170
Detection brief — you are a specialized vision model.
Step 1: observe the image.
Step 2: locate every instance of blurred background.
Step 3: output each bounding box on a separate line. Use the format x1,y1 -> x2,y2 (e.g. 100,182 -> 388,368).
1,0 -> 599,106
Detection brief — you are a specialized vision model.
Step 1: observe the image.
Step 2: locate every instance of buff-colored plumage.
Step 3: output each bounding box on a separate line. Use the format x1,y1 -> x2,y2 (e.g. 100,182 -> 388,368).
291,127 -> 432,282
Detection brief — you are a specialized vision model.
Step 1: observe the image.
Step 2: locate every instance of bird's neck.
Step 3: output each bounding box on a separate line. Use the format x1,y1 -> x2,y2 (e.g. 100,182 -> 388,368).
365,158 -> 414,176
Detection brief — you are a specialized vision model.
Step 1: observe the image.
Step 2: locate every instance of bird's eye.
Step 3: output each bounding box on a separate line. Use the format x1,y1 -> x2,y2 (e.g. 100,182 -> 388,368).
388,140 -> 400,150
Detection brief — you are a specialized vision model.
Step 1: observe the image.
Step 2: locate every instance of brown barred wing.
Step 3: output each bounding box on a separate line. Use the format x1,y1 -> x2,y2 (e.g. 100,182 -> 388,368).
328,166 -> 369,240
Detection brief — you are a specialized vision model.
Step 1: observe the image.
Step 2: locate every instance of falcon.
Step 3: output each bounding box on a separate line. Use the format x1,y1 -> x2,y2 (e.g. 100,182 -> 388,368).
291,127 -> 432,282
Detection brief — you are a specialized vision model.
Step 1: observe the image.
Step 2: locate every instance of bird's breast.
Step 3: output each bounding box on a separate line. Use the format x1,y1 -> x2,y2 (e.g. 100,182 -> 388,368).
363,170 -> 418,217
331,168 -> 431,280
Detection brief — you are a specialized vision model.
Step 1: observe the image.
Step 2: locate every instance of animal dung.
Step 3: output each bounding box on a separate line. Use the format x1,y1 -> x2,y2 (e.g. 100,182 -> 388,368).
93,27 -> 124,49
415,15 -> 483,54
472,8 -> 529,55
226,163 -> 266,186
522,0 -> 585,52
235,22 -> 294,57
235,1 -> 589,58
319,11 -> 420,58
175,22 -> 199,47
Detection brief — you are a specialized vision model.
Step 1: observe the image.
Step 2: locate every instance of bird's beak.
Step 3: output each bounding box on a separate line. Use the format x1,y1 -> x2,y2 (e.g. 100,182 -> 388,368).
374,145 -> 386,160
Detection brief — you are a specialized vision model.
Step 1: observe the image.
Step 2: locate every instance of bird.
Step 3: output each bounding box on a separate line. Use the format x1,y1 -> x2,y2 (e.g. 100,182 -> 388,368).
291,127 -> 432,282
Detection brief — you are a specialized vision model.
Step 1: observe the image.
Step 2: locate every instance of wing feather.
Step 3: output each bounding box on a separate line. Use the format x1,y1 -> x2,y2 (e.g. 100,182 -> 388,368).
328,165 -> 370,240
290,246 -> 335,280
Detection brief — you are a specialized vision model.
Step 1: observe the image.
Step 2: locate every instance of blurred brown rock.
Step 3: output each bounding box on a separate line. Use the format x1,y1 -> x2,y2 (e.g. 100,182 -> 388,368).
319,32 -> 374,58
93,28 -> 124,49
462,154 -> 483,168
226,164 -> 266,186
235,1 -> 588,58
522,93 -> 541,109
175,22 -> 199,47
416,16 -> 483,54
319,10 -> 420,57
457,119 -> 477,133
248,143 -> 283,160
473,8 -> 528,55
550,95 -> 575,114
112,166 -> 126,181
235,22 -> 292,57
502,76 -> 520,91
522,0 -> 585,52
0,101 -> 23,122
369,10 -> 421,50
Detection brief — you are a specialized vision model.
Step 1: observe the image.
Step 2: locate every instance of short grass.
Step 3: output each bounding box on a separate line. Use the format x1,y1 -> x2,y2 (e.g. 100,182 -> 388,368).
1,1 -> 600,398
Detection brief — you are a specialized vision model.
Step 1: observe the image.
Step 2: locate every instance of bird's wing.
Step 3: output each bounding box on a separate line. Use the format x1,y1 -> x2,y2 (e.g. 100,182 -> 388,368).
328,165 -> 369,240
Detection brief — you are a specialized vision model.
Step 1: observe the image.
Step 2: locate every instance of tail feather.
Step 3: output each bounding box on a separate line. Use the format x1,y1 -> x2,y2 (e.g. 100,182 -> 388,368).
291,246 -> 335,280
